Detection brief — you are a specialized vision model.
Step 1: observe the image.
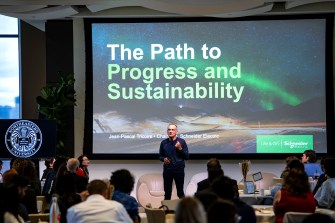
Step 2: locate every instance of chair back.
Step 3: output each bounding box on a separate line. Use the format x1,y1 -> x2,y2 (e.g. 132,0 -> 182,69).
136,173 -> 178,208
185,172 -> 207,196
282,212 -> 312,223
144,206 -> 166,223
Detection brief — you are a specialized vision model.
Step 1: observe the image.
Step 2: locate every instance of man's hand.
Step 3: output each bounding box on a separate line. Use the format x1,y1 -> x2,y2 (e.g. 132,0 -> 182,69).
164,157 -> 171,164
175,141 -> 182,151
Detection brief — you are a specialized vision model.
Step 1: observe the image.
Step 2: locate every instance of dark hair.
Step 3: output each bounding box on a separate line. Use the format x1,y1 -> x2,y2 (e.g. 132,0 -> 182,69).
109,169 -> 135,194
207,199 -> 237,223
175,197 -> 206,223
12,158 -> 39,191
0,160 -> 3,165
78,155 -> 88,169
44,157 -> 54,168
283,168 -> 310,197
304,150 -> 317,163
323,156 -> 335,178
287,159 -> 304,170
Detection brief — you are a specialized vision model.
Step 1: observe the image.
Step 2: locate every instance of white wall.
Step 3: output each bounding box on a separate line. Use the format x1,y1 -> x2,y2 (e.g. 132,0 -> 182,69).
71,18 -> 286,197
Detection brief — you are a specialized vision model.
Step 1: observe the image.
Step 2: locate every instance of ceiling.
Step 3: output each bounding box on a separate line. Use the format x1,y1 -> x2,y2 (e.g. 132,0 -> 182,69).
0,0 -> 335,30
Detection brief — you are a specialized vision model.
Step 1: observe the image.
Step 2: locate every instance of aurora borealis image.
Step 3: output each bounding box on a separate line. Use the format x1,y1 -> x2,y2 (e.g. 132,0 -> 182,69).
87,17 -> 329,156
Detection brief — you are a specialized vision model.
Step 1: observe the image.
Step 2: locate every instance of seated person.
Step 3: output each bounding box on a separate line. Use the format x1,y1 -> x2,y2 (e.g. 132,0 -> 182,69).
302,150 -> 323,178
196,175 -> 256,223
197,158 -> 224,192
280,156 -> 299,178
271,159 -> 305,197
110,169 -> 140,223
313,156 -> 328,195
314,156 -> 335,209
273,168 -> 316,223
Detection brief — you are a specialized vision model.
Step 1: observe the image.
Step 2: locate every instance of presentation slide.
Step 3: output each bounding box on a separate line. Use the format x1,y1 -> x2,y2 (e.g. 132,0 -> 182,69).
85,16 -> 331,158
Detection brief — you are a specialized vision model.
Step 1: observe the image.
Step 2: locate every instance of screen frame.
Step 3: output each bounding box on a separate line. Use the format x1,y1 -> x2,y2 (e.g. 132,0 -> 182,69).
83,14 -> 335,160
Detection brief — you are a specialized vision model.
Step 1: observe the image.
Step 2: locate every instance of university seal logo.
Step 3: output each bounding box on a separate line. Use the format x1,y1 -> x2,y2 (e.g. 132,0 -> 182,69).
5,120 -> 42,158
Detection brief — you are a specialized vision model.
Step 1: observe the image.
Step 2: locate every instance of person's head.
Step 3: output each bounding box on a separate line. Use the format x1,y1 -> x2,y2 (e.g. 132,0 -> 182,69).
302,150 -> 317,163
283,168 -> 310,197
323,156 -> 335,178
0,159 -> 3,171
167,124 -> 178,140
285,156 -> 298,166
53,157 -> 67,174
78,155 -> 90,168
174,197 -> 206,223
109,169 -> 135,194
67,158 -> 80,173
302,213 -> 335,223
9,174 -> 30,198
207,199 -> 238,223
44,157 -> 55,169
87,179 -> 108,197
287,159 -> 304,171
3,168 -> 18,185
206,158 -> 224,183
11,158 -> 38,189
211,175 -> 238,200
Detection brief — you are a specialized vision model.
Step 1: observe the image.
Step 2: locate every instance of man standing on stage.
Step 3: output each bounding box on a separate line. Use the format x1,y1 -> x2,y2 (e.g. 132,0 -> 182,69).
159,124 -> 189,200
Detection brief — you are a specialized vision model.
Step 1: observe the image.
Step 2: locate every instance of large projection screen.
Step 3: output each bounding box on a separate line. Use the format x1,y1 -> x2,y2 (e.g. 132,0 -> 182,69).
84,15 -> 334,159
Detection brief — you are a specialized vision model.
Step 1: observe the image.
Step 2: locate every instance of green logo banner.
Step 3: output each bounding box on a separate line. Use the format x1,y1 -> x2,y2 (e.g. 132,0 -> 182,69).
257,135 -> 313,153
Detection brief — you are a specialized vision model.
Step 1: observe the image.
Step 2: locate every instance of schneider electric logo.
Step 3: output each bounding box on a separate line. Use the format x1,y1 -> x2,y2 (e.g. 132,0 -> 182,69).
5,120 -> 42,158
283,141 -> 308,149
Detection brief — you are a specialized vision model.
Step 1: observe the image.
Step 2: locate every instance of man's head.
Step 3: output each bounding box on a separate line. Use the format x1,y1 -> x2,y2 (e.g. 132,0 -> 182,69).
0,159 -> 3,172
206,158 -> 224,183
167,124 -> 178,140
87,179 -> 108,198
67,158 -> 80,173
302,150 -> 317,163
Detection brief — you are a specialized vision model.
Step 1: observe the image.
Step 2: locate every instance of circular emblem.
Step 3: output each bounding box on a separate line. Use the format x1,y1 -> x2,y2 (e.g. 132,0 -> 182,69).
5,120 -> 42,158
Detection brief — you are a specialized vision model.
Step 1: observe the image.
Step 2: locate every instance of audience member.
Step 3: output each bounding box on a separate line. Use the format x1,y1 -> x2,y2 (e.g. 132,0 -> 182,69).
67,179 -> 133,223
1,173 -> 30,223
66,158 -> 88,193
207,199 -> 238,223
197,158 -> 224,192
302,150 -> 323,178
174,197 -> 206,223
55,172 -> 82,223
1,184 -> 25,223
313,156 -> 328,195
42,157 -> 67,203
12,158 -> 39,214
41,157 -> 55,181
109,169 -> 140,223
77,155 -> 90,181
273,168 -> 316,223
211,175 -> 256,223
302,213 -> 335,223
280,156 -> 299,178
271,159 -> 305,197
314,156 -> 335,209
